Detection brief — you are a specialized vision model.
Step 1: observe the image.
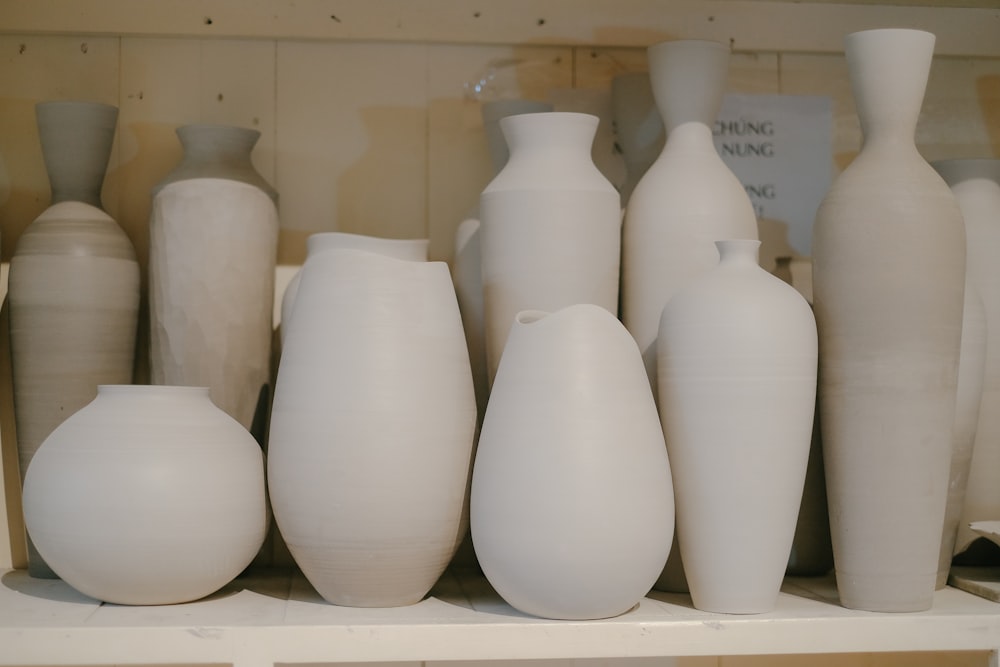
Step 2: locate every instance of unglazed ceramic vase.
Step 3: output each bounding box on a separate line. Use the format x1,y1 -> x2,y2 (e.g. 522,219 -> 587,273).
268,245 -> 476,607
812,28 -> 966,612
611,71 -> 665,205
621,39 -> 758,398
479,111 -> 621,385
149,124 -> 279,434
9,101 -> 140,579
657,240 -> 817,613
933,158 -> 1000,560
481,99 -> 554,175
279,232 -> 429,344
21,385 -> 267,605
471,304 -> 673,620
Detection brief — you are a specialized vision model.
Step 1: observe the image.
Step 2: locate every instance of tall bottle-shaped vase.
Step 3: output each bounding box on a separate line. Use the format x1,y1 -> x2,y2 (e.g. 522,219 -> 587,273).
149,124 -> 279,438
811,29 -> 966,612
9,101 -> 140,578
932,159 -> 999,565
268,243 -> 476,606
479,111 -> 621,385
657,240 -> 817,613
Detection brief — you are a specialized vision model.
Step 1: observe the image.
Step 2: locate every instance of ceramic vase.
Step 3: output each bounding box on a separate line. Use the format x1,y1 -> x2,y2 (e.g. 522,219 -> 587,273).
479,111 -> 621,384
621,39 -> 758,396
268,243 -> 477,607
611,71 -> 665,206
471,304 -> 673,620
933,158 -> 1000,561
481,99 -> 555,175
9,101 -> 140,579
149,124 -> 279,435
21,385 -> 267,605
812,28 -> 966,612
657,240 -> 817,613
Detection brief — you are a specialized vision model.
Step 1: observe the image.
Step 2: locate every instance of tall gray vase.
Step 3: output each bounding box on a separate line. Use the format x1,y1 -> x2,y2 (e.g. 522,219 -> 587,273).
149,124 -> 279,441
9,101 -> 140,578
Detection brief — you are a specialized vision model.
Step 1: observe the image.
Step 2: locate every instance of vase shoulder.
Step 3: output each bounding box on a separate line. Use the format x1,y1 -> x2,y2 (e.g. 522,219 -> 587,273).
15,202 -> 136,261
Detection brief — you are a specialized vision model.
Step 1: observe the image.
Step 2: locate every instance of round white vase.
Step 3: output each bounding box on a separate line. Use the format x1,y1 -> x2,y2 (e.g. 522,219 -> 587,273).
268,245 -> 476,607
932,158 -> 1000,562
479,111 -> 621,385
471,304 -> 673,620
812,28 -> 966,612
21,385 -> 267,605
657,240 -> 817,613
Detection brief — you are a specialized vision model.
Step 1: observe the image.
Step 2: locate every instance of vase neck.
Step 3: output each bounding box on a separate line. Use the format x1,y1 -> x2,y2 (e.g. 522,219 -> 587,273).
715,239 -> 761,267
36,101 -> 118,209
648,39 -> 729,133
665,122 -> 716,150
501,112 -> 598,163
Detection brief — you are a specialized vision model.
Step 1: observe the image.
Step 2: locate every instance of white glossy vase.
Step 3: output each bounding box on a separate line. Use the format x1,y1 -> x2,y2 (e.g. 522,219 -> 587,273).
22,385 -> 267,605
471,304 -> 673,620
812,29 -> 966,612
933,158 -> 1000,563
268,244 -> 477,607
479,111 -> 621,385
149,124 -> 279,435
657,240 -> 817,613
9,101 -> 140,579
621,39 -> 758,395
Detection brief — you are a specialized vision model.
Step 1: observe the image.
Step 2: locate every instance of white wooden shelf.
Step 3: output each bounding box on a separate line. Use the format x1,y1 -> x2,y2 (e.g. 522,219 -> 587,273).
1,566 -> 999,666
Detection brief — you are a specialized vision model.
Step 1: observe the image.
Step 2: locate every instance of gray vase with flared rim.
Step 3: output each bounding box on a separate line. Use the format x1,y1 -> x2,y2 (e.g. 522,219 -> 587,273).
36,101 -> 117,209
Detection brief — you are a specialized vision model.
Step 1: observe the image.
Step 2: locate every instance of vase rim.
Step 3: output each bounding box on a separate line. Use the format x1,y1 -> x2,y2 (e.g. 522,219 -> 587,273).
648,38 -> 728,54
35,100 -> 118,114
845,27 -> 935,40
177,122 -> 261,136
500,111 -> 599,126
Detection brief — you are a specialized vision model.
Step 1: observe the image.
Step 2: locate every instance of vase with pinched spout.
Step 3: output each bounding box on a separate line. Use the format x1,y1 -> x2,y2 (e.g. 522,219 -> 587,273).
812,28 -> 966,612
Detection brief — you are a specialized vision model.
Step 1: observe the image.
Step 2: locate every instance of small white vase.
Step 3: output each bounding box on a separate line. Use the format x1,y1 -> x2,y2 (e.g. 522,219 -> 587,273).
268,245 -> 476,607
22,385 -> 267,605
658,240 -> 817,613
471,304 -> 673,620
479,111 -> 621,385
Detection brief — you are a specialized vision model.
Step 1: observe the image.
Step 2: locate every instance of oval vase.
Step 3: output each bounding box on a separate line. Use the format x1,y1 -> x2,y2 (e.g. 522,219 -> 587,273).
268,246 -> 476,607
9,101 -> 140,579
658,240 -> 817,613
149,124 -> 279,434
22,385 -> 267,605
471,304 -> 673,620
479,111 -> 621,385
812,29 -> 966,612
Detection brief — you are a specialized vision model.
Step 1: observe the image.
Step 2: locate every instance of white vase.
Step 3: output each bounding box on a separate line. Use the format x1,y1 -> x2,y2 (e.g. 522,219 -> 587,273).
479,111 -> 621,385
471,304 -> 673,620
812,28 -> 965,612
149,124 -> 279,434
621,39 -> 758,396
481,99 -> 555,174
279,232 -> 429,344
268,245 -> 476,607
657,240 -> 817,613
21,385 -> 267,605
932,158 -> 1000,561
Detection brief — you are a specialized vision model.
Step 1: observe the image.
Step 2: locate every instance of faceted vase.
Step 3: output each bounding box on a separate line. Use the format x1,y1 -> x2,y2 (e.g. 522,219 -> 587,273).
22,385 -> 267,605
9,100 -> 140,578
149,124 -> 279,436
268,245 -> 476,607
479,111 -> 621,385
812,28 -> 966,612
658,240 -> 817,613
471,304 -> 673,620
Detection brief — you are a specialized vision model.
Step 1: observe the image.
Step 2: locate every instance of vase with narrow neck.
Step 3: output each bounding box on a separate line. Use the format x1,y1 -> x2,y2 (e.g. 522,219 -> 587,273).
479,112 -> 621,386
149,124 -> 279,437
611,72 -> 665,205
932,158 -> 999,570
10,101 -> 139,578
812,28 -> 965,612
481,99 -> 554,174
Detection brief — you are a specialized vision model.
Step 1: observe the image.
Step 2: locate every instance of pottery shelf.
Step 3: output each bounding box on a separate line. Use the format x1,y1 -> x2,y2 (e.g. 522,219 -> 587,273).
1,566 -> 1000,666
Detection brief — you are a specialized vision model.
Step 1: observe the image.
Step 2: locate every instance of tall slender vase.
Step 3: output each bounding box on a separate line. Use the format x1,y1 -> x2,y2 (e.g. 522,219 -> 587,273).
933,159 -> 1000,562
611,72 -> 665,206
9,101 -> 140,579
149,124 -> 279,435
268,244 -> 476,607
658,240 -> 817,613
471,304 -> 673,620
479,111 -> 621,385
812,29 -> 966,612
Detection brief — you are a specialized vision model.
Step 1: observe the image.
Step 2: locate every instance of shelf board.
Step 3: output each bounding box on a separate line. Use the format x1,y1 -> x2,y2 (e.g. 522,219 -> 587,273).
1,566 -> 999,666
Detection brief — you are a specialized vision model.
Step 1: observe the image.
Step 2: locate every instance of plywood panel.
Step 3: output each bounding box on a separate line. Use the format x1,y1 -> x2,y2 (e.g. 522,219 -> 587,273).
276,41 -> 429,265
426,44 -> 572,263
